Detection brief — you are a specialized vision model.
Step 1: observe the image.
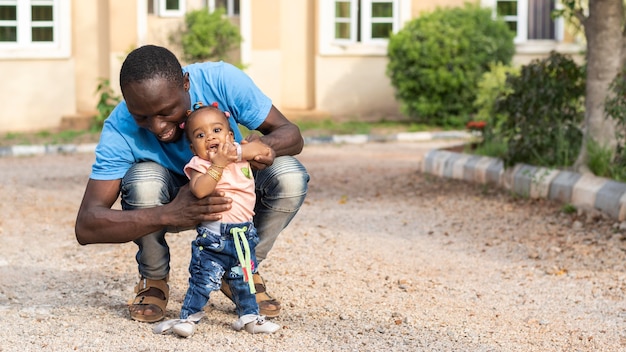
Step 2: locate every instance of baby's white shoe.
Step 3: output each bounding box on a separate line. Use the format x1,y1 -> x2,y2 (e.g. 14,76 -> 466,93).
232,314 -> 280,334
172,321 -> 195,337
153,311 -> 204,338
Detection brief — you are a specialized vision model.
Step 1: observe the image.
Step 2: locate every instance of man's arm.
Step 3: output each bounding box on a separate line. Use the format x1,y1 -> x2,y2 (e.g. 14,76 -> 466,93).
255,105 -> 304,158
75,178 -> 231,245
244,105 -> 303,170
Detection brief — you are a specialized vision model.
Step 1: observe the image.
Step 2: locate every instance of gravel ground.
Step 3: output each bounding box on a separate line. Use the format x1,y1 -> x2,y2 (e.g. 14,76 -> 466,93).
1,141 -> 625,352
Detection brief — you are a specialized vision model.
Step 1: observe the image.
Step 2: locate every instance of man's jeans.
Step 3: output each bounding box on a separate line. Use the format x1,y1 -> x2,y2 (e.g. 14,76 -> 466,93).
180,221 -> 259,319
120,156 -> 309,280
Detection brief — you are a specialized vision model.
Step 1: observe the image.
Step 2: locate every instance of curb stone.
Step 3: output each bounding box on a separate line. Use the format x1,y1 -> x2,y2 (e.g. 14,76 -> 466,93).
0,131 -> 472,157
0,143 -> 98,157
421,149 -> 626,222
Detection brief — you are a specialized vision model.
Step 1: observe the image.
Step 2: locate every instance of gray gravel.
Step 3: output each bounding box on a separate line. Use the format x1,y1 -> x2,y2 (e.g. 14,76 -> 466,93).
0,141 -> 625,351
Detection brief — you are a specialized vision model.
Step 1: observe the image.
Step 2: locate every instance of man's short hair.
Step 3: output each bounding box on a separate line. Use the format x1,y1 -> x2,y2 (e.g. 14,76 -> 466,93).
120,45 -> 183,94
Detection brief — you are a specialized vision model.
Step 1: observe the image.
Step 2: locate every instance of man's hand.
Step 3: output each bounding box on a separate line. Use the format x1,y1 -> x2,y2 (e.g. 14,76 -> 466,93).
75,179 -> 232,245
166,184 -> 232,228
244,134 -> 275,170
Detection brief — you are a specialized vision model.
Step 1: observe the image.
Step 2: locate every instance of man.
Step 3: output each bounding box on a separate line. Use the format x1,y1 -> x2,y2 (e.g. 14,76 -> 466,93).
75,45 -> 309,323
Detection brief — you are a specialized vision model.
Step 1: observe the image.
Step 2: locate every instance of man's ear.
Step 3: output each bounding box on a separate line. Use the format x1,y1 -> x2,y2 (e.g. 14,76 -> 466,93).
183,72 -> 190,92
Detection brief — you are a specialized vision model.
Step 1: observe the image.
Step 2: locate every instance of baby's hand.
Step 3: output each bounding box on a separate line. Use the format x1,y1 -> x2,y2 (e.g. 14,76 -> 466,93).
210,142 -> 237,166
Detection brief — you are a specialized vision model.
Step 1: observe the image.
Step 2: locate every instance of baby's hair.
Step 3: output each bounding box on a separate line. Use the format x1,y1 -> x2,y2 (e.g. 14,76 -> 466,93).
120,45 -> 183,96
184,105 -> 232,140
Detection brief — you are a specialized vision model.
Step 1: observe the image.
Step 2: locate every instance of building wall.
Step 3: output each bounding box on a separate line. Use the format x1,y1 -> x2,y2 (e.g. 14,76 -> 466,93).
0,0 -> 587,134
0,60 -> 76,132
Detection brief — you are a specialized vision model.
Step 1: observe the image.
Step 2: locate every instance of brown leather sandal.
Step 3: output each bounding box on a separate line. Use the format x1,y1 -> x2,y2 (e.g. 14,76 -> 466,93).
221,272 -> 281,318
128,277 -> 169,323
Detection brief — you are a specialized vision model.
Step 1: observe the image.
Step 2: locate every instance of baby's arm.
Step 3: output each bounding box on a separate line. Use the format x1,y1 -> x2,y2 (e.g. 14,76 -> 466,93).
188,167 -> 222,199
189,144 -> 232,199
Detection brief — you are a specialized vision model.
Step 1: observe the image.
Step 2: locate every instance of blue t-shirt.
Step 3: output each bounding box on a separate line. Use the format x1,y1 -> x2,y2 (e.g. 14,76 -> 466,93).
91,61 -> 272,180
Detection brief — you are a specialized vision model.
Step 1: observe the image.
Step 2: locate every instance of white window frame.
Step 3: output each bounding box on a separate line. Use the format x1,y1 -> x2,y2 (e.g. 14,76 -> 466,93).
158,0 -> 185,18
208,0 -> 239,17
0,0 -> 70,59
319,0 -> 410,56
484,0 -> 565,44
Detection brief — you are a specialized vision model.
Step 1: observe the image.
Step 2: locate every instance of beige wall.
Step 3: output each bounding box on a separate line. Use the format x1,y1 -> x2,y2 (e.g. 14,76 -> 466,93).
0,60 -> 76,132
279,0 -> 315,110
245,0 -> 282,107
412,0 -> 470,16
72,0 -> 108,117
315,56 -> 400,119
246,0 -> 317,112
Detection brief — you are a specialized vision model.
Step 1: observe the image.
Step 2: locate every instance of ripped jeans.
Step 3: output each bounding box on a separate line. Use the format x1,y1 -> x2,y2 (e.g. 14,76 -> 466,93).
180,221 -> 259,319
120,156 -> 309,281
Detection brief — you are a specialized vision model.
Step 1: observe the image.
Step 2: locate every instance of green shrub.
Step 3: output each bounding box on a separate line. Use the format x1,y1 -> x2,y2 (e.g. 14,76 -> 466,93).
95,78 -> 121,129
386,3 -> 514,127
495,52 -> 585,168
171,8 -> 242,65
474,62 -> 519,139
603,67 -> 626,181
586,138 -> 615,179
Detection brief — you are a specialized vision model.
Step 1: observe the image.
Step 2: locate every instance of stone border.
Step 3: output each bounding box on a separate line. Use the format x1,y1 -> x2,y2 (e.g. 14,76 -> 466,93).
303,131 -> 472,145
0,143 -> 98,157
0,131 -> 472,157
421,149 -> 626,221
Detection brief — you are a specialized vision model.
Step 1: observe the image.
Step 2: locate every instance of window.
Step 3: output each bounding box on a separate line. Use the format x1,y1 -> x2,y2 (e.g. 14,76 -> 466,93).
320,0 -> 409,55
147,0 -> 185,17
210,0 -> 240,17
0,0 -> 70,59
493,0 -> 558,43
333,0 -> 397,43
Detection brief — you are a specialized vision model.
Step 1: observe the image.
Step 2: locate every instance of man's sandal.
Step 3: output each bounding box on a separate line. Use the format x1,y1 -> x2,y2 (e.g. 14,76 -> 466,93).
128,277 -> 169,323
220,272 -> 282,318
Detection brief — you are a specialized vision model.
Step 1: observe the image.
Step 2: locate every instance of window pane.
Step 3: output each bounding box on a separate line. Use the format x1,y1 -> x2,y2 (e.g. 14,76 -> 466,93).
505,21 -> 517,33
335,23 -> 351,39
32,27 -> 53,42
0,26 -> 17,41
32,5 -> 53,21
233,0 -> 240,15
335,1 -> 351,18
371,22 -> 392,39
165,0 -> 180,11
528,0 -> 555,39
371,2 -> 392,18
0,6 -> 17,20
496,1 -> 517,16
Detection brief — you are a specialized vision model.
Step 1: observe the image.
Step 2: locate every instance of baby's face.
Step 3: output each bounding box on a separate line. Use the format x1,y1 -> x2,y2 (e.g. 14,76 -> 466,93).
186,109 -> 234,161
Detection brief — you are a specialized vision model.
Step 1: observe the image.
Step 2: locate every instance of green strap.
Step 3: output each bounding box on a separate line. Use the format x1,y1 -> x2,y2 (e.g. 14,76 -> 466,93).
231,226 -> 256,294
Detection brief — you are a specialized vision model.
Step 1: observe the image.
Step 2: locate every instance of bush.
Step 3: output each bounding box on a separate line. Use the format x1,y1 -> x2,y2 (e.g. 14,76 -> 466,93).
495,52 -> 585,168
94,78 -> 121,129
171,8 -> 242,65
603,67 -> 626,181
386,3 -> 514,127
474,62 -> 519,138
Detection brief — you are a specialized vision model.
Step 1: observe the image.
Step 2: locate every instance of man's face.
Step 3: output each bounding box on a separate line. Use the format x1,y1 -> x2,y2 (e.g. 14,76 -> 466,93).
123,75 -> 191,143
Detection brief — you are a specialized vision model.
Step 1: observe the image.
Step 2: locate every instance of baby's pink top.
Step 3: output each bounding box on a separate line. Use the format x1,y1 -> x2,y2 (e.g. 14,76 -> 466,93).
184,156 -> 256,223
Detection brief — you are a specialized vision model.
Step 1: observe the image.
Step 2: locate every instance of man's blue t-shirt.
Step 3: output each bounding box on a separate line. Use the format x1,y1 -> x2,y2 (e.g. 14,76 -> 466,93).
91,61 -> 272,180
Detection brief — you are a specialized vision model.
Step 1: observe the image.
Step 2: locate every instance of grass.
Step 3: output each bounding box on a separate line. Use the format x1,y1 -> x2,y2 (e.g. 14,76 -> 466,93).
0,118 -> 449,147
0,129 -> 101,147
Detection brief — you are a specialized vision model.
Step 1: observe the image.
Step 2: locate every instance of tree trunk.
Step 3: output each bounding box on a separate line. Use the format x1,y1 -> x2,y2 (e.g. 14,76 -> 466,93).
574,0 -> 624,172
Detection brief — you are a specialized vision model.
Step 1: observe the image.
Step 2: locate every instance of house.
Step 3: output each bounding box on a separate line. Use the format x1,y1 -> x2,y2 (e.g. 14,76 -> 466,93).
0,0 -> 582,133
